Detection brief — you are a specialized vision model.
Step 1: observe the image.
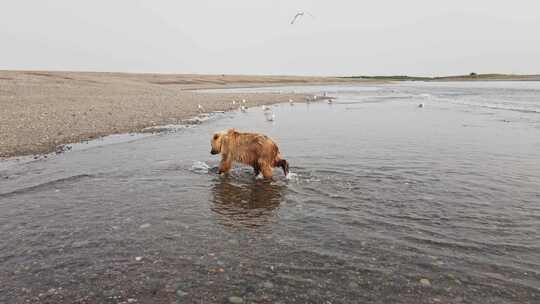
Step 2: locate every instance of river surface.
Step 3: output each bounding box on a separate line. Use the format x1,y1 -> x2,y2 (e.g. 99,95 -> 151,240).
1,82 -> 540,303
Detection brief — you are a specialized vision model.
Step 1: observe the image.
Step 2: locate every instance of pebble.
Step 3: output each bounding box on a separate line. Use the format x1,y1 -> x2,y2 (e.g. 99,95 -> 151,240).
420,278 -> 431,287
176,290 -> 188,297
348,281 -> 359,289
228,296 -> 244,304
262,281 -> 274,289
127,299 -> 137,303
139,223 -> 151,229
135,256 -> 142,261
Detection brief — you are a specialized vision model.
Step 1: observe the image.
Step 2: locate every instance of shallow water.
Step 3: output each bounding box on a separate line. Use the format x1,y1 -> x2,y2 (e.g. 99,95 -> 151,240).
1,82 -> 540,303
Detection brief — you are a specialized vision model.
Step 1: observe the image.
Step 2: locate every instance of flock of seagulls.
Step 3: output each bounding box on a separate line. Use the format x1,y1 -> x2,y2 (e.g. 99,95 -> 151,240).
198,92 -> 432,125
198,91 -> 425,123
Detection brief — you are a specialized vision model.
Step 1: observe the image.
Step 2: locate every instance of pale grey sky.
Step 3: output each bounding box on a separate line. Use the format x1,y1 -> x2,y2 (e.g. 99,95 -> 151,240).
1,0 -> 539,76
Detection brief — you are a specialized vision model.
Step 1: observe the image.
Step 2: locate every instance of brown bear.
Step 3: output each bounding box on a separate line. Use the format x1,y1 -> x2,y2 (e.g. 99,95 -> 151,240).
210,128 -> 289,178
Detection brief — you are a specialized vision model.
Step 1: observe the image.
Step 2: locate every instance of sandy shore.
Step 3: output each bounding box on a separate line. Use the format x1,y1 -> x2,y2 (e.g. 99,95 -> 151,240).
0,71 -> 370,158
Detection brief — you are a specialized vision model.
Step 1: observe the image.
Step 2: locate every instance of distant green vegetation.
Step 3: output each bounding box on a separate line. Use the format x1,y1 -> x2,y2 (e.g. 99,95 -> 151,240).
342,73 -> 540,81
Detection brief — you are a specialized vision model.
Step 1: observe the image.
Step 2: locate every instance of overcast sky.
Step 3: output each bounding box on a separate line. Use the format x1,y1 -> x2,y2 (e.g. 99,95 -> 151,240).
1,0 -> 539,76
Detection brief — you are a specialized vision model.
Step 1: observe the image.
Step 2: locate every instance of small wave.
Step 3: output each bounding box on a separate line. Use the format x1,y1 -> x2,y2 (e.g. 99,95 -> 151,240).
190,161 -> 210,174
455,101 -> 540,114
427,95 -> 540,114
418,93 -> 434,99
142,124 -> 192,133
0,174 -> 93,198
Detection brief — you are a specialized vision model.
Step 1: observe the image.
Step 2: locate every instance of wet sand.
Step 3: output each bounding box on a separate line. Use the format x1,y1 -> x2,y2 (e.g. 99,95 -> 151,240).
0,71 -> 365,157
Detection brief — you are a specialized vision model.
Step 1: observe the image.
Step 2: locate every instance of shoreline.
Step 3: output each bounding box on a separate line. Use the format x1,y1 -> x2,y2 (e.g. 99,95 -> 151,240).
0,71 -> 366,158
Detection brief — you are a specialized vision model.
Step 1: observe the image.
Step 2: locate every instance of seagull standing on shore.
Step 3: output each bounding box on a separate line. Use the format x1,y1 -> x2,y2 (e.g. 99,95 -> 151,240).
197,104 -> 205,113
290,11 -> 314,25
289,99 -> 294,106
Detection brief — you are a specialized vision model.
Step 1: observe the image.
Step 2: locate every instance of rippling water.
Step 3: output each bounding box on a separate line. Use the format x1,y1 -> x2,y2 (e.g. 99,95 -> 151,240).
1,82 -> 540,303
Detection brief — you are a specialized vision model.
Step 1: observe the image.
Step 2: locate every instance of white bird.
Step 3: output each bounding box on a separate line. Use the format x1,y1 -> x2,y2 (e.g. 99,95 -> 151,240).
232,100 -> 236,105
240,105 -> 248,112
242,99 -> 247,104
197,104 -> 205,113
289,99 -> 294,106
265,112 -> 275,122
290,11 -> 314,25
327,99 -> 333,104
262,105 -> 271,111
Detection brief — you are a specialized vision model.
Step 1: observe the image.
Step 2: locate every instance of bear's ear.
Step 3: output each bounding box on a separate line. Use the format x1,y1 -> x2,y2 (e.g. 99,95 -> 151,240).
213,133 -> 219,140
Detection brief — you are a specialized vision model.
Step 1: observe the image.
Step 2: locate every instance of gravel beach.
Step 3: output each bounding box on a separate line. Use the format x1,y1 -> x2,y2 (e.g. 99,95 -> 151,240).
0,71 -> 363,157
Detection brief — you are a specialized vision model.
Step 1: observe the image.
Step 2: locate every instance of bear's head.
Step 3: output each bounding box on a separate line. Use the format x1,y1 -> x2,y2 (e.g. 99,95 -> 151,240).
210,131 -> 224,155
211,129 -> 239,155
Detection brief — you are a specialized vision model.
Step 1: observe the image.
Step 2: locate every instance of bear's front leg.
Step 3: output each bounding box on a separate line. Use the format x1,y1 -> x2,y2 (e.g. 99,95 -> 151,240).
253,164 -> 261,177
218,156 -> 232,175
261,165 -> 273,179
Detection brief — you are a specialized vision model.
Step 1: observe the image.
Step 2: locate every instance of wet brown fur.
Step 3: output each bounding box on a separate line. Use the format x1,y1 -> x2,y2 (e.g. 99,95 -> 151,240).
210,129 -> 289,178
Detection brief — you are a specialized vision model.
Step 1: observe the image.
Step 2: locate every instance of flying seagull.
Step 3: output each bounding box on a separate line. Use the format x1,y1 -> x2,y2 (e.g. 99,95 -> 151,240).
290,11 -> 314,25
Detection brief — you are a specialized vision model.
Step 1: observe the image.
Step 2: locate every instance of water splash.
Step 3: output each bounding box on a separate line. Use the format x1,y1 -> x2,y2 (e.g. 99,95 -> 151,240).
190,161 -> 210,174
286,172 -> 298,181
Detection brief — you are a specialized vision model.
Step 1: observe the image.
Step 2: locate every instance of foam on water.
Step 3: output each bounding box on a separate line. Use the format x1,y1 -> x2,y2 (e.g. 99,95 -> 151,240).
285,172 -> 298,181
190,161 -> 210,174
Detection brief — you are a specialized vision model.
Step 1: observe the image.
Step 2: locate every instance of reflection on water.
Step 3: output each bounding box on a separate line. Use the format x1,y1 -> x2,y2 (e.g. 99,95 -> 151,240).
210,176 -> 284,228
